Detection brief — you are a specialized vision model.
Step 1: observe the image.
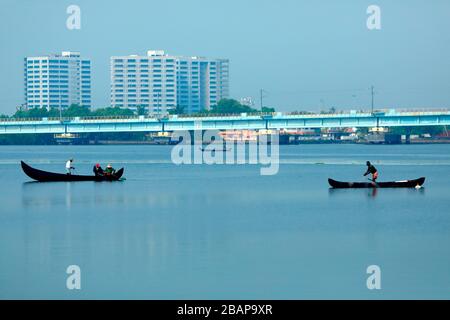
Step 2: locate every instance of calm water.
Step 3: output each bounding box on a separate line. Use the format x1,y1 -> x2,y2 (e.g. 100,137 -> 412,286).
0,144 -> 450,299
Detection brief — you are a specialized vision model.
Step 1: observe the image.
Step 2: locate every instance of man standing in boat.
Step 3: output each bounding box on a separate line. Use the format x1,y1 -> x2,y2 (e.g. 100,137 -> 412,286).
363,161 -> 378,182
66,159 -> 75,175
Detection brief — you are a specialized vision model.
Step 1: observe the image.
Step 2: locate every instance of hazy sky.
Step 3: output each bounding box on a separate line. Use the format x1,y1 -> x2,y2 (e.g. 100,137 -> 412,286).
1,0 -> 450,113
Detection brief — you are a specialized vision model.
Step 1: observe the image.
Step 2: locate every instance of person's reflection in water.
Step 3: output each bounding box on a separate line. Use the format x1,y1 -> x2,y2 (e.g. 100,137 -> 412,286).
329,186 -> 425,199
22,181 -> 129,209
21,181 -> 74,210
369,188 -> 378,198
328,187 -> 378,198
66,182 -> 72,209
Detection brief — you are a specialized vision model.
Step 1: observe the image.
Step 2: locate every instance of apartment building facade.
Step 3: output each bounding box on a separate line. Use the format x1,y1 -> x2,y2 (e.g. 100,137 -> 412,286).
110,50 -> 229,114
24,51 -> 91,109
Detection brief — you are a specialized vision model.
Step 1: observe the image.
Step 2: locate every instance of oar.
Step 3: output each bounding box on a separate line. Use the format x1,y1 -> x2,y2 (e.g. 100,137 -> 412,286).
367,178 -> 379,187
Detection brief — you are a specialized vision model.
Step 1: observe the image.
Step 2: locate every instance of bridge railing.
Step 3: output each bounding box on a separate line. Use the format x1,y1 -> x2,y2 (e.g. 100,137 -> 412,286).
1,109 -> 450,123
386,108 -> 450,115
176,112 -> 275,118
0,115 -> 149,122
0,113 -> 275,122
72,115 -> 153,122
0,117 -> 56,122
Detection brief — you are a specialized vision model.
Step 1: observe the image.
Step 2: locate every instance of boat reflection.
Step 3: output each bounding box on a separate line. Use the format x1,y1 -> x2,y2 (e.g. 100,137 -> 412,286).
327,187 -> 380,199
21,180 -> 196,211
328,186 -> 425,199
21,181 -> 129,209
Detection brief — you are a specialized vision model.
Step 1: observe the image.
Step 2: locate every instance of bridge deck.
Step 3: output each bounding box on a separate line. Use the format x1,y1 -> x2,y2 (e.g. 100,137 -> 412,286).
1,110 -> 449,135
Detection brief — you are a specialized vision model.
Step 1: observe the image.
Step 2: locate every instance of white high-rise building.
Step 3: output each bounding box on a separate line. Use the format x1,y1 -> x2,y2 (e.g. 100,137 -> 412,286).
24,51 -> 91,109
110,51 -> 177,113
176,56 -> 229,113
110,50 -> 229,114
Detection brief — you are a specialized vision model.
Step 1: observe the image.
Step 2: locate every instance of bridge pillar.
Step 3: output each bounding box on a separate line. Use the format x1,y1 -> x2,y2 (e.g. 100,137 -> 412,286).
405,134 -> 411,144
279,134 -> 290,145
404,127 -> 412,144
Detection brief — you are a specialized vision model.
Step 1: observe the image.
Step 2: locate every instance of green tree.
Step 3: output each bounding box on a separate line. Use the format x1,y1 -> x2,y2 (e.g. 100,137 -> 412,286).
13,107 -> 49,118
92,107 -> 134,117
320,107 -> 337,114
168,105 -> 185,115
261,106 -> 275,113
62,104 -> 92,117
136,105 -> 147,116
48,107 -> 62,118
210,99 -> 257,114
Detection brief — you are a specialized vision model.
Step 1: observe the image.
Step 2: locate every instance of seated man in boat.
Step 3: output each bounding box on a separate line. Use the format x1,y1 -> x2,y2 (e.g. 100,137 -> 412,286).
93,163 -> 104,177
66,159 -> 75,175
104,164 -> 116,176
363,161 -> 378,182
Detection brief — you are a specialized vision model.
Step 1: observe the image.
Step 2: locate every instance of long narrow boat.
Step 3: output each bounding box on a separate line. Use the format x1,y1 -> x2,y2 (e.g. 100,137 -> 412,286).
328,177 -> 425,189
200,147 -> 231,152
21,161 -> 124,182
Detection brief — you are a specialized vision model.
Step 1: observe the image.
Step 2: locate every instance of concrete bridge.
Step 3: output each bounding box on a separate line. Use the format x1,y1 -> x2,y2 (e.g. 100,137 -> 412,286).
0,109 -> 449,135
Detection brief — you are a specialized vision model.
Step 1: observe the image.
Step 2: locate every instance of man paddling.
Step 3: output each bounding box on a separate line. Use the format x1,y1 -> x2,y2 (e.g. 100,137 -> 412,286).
66,159 -> 75,175
363,161 -> 378,182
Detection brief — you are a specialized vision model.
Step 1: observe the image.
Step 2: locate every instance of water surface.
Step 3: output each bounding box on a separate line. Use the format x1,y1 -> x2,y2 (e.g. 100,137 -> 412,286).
0,144 -> 449,299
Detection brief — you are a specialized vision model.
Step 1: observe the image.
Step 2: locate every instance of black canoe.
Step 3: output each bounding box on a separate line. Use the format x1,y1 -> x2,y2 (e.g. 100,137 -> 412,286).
328,177 -> 425,189
21,161 -> 124,182
200,147 -> 231,152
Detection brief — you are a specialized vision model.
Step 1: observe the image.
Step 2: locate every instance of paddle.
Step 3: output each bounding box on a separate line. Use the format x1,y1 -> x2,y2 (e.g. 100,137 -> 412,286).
367,178 -> 379,187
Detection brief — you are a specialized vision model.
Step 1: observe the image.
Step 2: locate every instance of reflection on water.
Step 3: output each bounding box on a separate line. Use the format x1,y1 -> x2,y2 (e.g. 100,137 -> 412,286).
1,144 -> 450,299
21,177 -> 248,211
22,181 -> 130,209
328,186 -> 426,199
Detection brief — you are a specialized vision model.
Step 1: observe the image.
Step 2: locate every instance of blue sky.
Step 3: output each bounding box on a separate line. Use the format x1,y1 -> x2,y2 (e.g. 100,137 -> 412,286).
1,0 -> 449,113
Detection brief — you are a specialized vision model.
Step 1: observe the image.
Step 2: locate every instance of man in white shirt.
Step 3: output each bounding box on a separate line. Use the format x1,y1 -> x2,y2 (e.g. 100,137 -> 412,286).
66,159 -> 75,175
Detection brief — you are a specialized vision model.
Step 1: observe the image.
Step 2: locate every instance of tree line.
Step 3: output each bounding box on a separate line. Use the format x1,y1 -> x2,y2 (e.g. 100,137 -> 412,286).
0,99 -> 276,119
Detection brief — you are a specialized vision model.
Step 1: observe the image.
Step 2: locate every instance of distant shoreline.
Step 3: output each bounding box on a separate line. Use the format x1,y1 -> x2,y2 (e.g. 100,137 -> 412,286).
1,140 -> 450,146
